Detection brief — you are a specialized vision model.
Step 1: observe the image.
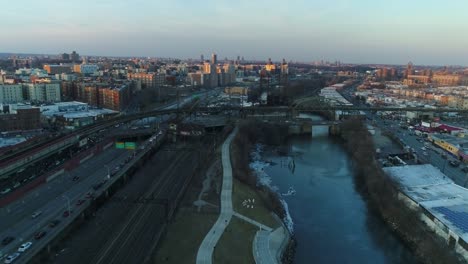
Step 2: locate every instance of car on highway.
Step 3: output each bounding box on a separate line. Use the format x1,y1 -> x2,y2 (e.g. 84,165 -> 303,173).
34,231 -> 46,240
92,183 -> 102,190
462,167 -> 468,173
449,160 -> 460,167
72,176 -> 80,181
3,252 -> 20,263
31,211 -> 42,219
12,182 -> 20,189
48,220 -> 60,228
63,210 -> 71,217
18,241 -> 32,252
441,153 -> 447,159
76,199 -> 85,206
1,236 -> 14,246
423,152 -> 428,156
421,147 -> 427,151
85,191 -> 94,199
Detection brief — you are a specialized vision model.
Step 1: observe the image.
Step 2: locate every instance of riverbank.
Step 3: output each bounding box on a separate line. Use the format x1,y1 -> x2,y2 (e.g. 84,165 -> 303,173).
338,118 -> 464,264
230,120 -> 295,263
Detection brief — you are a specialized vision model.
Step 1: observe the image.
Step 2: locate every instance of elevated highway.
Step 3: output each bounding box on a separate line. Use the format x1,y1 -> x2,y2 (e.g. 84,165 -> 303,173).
1,103 -> 466,179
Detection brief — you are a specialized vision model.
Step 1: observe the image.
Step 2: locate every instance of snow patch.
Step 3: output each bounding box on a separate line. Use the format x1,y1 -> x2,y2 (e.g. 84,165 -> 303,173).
250,143 -> 294,234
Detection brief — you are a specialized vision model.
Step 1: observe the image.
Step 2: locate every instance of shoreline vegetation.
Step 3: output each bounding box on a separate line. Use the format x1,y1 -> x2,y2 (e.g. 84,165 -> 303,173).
338,118 -> 464,264
230,120 -> 297,263
231,118 -> 464,264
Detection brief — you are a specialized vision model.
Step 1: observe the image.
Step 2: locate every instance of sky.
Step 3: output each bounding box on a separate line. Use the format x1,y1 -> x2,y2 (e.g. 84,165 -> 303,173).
1,0 -> 468,65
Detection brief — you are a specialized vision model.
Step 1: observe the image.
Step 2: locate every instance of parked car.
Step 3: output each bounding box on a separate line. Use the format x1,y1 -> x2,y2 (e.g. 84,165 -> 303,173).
3,252 -> 20,263
48,220 -> 60,228
72,176 -> 80,181
31,211 -> 42,219
1,236 -> 14,245
462,166 -> 468,173
449,160 -> 460,167
85,191 -> 94,199
76,200 -> 85,206
18,241 -> 32,252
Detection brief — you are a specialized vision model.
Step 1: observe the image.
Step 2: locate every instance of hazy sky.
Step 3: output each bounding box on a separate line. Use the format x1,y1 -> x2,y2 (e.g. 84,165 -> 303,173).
1,0 -> 468,65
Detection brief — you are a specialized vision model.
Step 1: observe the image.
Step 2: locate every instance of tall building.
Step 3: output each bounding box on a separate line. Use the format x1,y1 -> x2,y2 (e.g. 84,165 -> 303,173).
201,54 -> 204,62
0,84 -> 24,104
26,82 -> 61,102
404,62 -> 414,78
211,53 -> 217,64
61,53 -> 70,60
127,72 -> 165,89
71,51 -> 80,62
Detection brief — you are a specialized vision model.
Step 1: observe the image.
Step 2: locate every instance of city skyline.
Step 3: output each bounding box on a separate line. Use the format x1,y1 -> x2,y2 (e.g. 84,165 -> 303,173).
1,0 -> 468,65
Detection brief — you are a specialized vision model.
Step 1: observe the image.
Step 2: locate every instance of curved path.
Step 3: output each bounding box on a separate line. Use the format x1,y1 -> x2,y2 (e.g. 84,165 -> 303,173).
196,128 -> 237,264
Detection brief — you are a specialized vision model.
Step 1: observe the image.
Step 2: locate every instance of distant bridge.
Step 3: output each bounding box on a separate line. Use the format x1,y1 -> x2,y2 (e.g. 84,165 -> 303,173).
1,103 -> 466,178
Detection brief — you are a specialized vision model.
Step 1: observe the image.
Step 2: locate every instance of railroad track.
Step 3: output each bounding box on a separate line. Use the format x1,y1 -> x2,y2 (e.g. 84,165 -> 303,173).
91,149 -> 195,264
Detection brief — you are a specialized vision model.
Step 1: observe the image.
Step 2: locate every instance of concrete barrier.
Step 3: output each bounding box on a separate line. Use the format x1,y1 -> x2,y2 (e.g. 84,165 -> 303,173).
80,153 -> 94,164
46,169 -> 64,182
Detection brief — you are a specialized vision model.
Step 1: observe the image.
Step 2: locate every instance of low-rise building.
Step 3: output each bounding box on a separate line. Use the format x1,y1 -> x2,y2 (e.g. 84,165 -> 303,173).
40,101 -> 117,128
384,164 -> 468,261
43,64 -> 72,75
0,104 -> 41,131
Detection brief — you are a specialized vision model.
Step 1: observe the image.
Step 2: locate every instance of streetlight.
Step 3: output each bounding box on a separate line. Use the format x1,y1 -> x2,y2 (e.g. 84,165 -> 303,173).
442,158 -> 448,174
104,165 -> 110,179
62,195 -> 70,213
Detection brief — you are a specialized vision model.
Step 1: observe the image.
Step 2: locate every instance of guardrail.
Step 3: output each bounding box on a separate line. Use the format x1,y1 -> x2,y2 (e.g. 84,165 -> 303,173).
14,132 -> 166,264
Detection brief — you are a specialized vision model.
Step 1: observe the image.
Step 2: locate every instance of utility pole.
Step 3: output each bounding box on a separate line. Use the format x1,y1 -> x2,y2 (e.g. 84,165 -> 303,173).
62,195 -> 71,213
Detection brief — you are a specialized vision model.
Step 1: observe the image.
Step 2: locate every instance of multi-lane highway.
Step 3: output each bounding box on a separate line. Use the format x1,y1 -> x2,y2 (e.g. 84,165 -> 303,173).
50,140 -> 204,264
0,147 -> 130,261
0,88 -> 222,263
0,130 -> 165,263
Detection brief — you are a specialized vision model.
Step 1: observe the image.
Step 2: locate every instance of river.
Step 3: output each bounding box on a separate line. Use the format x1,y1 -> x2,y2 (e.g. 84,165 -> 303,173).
254,115 -> 418,264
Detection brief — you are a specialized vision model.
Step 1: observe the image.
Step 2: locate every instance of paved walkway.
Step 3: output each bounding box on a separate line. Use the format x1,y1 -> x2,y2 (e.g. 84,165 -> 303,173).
253,226 -> 287,264
233,212 -> 273,232
196,127 -> 288,264
196,128 -> 237,264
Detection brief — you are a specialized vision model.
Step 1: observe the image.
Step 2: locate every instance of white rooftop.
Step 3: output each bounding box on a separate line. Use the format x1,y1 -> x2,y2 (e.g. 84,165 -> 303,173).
384,164 -> 468,242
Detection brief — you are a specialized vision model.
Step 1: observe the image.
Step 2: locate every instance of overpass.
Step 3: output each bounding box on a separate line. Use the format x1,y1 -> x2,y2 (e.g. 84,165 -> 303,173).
1,103 -> 466,179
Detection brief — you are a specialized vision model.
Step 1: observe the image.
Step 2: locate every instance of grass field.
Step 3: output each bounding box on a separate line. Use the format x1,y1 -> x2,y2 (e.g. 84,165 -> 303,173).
232,178 -> 279,229
213,217 -> 257,264
153,208 -> 217,264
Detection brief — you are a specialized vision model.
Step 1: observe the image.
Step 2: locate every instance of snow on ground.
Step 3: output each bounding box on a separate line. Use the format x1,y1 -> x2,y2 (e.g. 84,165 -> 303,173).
250,143 -> 294,234
0,137 -> 26,148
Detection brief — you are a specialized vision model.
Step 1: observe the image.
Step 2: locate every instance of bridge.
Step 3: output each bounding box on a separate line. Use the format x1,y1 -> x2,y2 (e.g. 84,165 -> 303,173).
1,103 -> 466,179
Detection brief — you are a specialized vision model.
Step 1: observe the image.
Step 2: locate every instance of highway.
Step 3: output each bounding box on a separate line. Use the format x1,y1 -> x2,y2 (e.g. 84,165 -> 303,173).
50,141 -> 203,264
0,130 -> 166,264
339,85 -> 468,186
0,146 -> 132,261
0,88 -> 221,263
